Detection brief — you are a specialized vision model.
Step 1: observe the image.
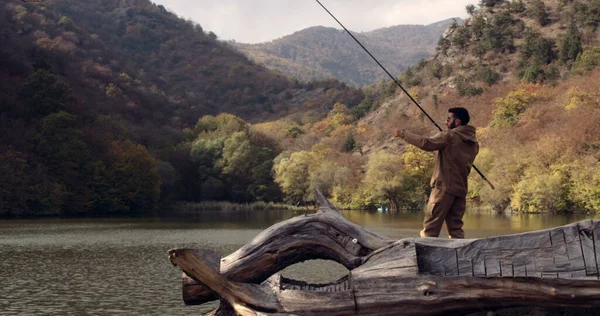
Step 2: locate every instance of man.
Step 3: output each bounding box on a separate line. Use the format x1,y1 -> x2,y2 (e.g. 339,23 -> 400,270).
394,107 -> 478,239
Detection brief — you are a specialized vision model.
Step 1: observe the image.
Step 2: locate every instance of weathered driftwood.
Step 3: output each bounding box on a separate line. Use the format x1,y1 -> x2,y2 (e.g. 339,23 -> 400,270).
169,190 -> 600,315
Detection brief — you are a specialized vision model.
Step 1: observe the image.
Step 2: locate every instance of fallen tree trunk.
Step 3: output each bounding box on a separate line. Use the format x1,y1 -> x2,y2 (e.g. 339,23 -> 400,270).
169,190 -> 600,315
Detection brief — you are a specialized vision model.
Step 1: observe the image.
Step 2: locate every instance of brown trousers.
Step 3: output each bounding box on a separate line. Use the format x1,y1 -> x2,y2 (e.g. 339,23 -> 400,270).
420,187 -> 466,239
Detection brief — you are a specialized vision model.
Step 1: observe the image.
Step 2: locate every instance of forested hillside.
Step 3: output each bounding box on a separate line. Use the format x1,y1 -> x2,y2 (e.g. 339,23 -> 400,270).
234,19 -> 458,86
0,0 -> 369,216
256,0 -> 600,214
2,0 -> 599,217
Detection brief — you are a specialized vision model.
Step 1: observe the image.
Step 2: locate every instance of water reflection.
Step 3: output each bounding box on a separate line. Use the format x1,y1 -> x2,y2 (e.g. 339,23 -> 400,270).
1,209 -> 599,315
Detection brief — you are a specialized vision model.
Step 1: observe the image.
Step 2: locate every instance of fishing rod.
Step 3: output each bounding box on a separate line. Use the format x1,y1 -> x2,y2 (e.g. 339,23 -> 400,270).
316,0 -> 495,190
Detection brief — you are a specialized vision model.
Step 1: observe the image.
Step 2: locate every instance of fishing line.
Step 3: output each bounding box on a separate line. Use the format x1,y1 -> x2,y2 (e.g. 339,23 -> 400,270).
316,0 -> 495,189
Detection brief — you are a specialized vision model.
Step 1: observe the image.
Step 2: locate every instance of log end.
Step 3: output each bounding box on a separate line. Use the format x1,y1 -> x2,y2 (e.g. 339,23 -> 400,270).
169,248 -> 221,305
315,188 -> 339,214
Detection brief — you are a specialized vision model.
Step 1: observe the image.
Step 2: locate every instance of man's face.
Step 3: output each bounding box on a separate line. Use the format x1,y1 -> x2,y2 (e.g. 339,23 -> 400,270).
446,113 -> 460,129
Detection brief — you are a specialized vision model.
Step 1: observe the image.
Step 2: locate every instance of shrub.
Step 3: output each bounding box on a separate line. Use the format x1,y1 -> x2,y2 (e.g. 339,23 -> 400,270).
509,0 -> 526,13
476,66 -> 502,85
510,166 -> 569,213
455,76 -> 484,96
490,87 -> 536,127
528,0 -> 549,26
480,0 -> 504,7
559,22 -> 583,65
569,162 -> 600,211
572,46 -> 600,73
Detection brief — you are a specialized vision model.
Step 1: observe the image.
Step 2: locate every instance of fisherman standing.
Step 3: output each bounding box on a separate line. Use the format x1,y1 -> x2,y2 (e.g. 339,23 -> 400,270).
394,107 -> 479,239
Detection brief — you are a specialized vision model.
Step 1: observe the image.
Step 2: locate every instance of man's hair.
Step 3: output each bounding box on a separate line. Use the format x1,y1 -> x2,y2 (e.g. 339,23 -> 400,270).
448,107 -> 470,125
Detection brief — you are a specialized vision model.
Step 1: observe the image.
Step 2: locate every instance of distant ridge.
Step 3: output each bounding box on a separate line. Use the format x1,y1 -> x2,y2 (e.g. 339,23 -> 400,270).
234,18 -> 461,86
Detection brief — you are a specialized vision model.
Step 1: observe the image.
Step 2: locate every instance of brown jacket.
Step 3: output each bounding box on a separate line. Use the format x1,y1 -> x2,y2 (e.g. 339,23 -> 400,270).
402,125 -> 479,197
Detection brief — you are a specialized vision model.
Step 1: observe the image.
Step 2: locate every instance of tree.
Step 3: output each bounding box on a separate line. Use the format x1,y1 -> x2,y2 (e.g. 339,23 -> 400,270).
521,30 -> 557,65
476,66 -> 502,86
479,0 -> 504,7
0,150 -> 37,216
437,36 -> 451,55
490,88 -> 536,127
342,133 -> 356,152
572,46 -> 600,72
452,26 -> 472,49
273,151 -> 316,204
509,0 -> 526,13
33,111 -> 91,214
528,0 -> 549,26
559,21 -> 583,65
18,69 -> 70,118
466,4 -> 477,15
363,151 -> 409,211
90,141 -> 161,214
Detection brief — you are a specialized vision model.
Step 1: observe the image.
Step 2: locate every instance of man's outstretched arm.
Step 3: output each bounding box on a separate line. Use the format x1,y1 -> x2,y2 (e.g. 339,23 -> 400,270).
395,129 -> 449,152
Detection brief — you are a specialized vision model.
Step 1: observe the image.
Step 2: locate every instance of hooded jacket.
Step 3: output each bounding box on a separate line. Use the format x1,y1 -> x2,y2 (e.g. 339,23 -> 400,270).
402,125 -> 479,197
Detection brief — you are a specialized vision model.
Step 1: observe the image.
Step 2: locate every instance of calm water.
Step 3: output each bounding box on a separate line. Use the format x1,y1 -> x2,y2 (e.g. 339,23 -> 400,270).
1,210 -> 599,315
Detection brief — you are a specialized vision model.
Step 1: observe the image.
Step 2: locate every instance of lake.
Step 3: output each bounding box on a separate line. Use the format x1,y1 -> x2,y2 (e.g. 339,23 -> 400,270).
1,209 -> 598,315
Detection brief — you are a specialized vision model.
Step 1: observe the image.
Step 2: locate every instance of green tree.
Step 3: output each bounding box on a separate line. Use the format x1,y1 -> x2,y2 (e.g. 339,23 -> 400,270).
363,151 -> 409,211
0,150 -> 38,216
437,36 -> 451,55
479,0 -> 504,7
466,4 -> 477,15
572,45 -> 600,72
33,111 -> 91,214
521,30 -> 557,65
559,21 -> 583,65
476,66 -> 502,86
273,151 -> 316,204
19,69 -> 70,118
452,26 -> 472,49
528,0 -> 549,26
342,133 -> 356,152
510,0 -> 526,13
90,141 -> 161,214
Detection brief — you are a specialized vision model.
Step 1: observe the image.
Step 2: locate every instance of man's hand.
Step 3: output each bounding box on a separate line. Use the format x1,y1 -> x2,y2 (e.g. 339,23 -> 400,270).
394,128 -> 405,139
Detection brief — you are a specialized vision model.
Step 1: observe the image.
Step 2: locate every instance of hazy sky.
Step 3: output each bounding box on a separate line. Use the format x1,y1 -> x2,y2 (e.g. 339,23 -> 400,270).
152,0 -> 478,44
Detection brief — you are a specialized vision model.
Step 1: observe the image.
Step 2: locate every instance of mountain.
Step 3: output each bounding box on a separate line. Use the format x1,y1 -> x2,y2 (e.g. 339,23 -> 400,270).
0,0 -> 367,216
234,19 -> 460,86
341,0 -> 600,212
245,0 -> 600,215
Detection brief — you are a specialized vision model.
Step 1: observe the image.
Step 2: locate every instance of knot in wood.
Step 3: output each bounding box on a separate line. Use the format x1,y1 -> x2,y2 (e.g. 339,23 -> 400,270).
580,228 -> 593,238
418,284 -> 435,296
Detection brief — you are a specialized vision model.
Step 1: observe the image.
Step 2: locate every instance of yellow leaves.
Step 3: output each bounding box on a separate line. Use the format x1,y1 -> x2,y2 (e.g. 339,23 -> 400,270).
7,4 -> 28,21
356,122 -> 368,135
105,83 -> 121,97
490,85 -> 538,127
477,126 -> 489,140
311,143 -> 331,160
572,45 -> 600,73
310,103 -> 352,136
363,150 -> 405,194
564,86 -> 600,110
408,86 -> 421,103
328,102 -> 352,127
509,164 -> 570,213
401,145 -> 433,178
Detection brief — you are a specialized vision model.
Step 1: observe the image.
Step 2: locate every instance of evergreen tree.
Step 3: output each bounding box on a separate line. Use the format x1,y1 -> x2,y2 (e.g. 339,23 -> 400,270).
560,21 -> 583,65
342,133 -> 356,152
479,0 -> 504,7
466,4 -> 477,15
529,0 -> 549,26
